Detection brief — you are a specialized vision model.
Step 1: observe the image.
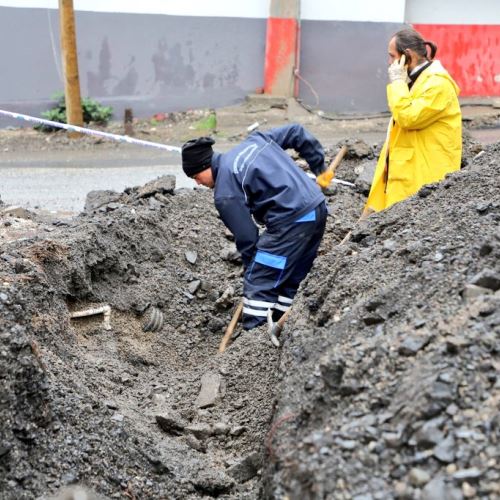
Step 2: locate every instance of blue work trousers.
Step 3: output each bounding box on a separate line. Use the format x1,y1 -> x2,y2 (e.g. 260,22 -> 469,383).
242,201 -> 327,329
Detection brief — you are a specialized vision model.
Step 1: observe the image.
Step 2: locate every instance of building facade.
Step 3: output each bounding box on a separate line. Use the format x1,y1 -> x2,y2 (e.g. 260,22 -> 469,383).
0,0 -> 498,124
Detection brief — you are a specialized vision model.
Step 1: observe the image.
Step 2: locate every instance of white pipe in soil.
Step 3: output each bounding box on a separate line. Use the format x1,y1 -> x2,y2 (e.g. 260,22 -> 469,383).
70,305 -> 112,330
0,109 -> 181,153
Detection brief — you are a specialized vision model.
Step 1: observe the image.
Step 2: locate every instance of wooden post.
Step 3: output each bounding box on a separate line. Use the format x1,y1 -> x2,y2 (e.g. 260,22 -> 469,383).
124,108 -> 134,136
59,0 -> 83,137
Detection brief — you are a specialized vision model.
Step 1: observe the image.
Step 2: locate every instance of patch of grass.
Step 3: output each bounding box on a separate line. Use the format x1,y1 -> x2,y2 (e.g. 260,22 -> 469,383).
194,111 -> 217,131
36,92 -> 113,132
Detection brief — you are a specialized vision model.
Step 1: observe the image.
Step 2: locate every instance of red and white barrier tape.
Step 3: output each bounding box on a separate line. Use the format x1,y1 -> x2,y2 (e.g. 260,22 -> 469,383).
0,109 -> 181,153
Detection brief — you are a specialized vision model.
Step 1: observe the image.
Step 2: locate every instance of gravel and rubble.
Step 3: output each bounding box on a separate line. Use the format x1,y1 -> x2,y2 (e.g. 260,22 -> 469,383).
263,142 -> 500,500
1,177 -> 284,499
0,131 -> 499,499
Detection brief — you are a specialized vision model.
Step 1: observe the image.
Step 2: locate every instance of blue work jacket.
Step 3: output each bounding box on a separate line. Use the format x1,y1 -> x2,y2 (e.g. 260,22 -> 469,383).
211,124 -> 326,267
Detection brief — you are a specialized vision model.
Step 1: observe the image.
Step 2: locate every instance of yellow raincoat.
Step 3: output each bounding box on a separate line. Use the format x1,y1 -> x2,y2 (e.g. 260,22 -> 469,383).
366,60 -> 462,213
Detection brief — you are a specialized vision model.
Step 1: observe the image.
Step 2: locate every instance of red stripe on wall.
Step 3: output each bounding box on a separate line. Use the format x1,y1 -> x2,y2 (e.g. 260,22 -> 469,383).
264,17 -> 298,94
413,24 -> 500,96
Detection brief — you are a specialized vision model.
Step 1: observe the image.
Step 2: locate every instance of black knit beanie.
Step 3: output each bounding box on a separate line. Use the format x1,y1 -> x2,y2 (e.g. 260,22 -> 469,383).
181,137 -> 215,177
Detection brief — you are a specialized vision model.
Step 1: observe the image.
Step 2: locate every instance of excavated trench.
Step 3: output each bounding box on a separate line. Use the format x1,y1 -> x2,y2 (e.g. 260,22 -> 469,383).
1,136 -> 498,500
0,143 -> 369,500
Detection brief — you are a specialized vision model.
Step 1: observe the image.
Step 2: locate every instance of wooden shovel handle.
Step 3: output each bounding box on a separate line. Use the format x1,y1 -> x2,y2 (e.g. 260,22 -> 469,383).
326,145 -> 348,176
218,301 -> 243,353
277,307 -> 292,329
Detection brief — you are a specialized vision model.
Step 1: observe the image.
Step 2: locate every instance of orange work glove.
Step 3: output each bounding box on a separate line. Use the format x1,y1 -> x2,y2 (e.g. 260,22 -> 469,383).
316,170 -> 334,189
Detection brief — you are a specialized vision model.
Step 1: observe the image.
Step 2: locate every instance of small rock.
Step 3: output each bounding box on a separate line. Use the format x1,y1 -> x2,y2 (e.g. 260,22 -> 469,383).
104,400 -> 119,410
232,399 -> 245,410
188,280 -> 201,294
421,476 -> 446,500
453,468 -> 483,482
220,244 -> 242,264
462,482 -> 476,498
319,355 -> 345,389
155,411 -> 186,435
362,314 -> 385,326
355,160 -> 377,193
191,469 -> 233,495
215,286 -> 235,309
111,413 -> 124,422
445,335 -> 471,353
107,202 -> 122,211
434,251 -> 444,262
84,190 -> 122,213
347,139 -> 373,159
185,251 -> 198,264
207,317 -> 225,333
335,438 -> 357,450
398,333 -> 431,356
479,242 -> 493,256
213,422 -> 230,435
1,206 -> 33,219
185,434 -> 206,453
186,423 -> 213,440
433,435 -> 456,463
470,269 -> 500,291
195,372 -> 222,408
382,431 -> 403,449
137,175 -> 176,198
151,393 -> 167,406
383,239 -> 397,252
414,419 -> 444,448
409,468 -> 431,487
227,452 -> 261,482
462,284 -> 491,299
230,426 -> 246,437
394,481 -> 411,498
61,472 -> 78,485
446,464 -> 458,474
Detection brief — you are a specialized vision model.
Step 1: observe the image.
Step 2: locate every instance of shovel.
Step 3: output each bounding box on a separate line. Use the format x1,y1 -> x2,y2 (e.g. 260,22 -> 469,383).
218,301 -> 243,353
317,144 -> 348,189
267,308 -> 292,347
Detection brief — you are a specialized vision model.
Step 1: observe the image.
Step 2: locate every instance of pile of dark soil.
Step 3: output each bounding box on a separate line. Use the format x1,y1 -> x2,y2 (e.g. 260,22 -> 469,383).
264,143 -> 500,499
1,136 -> 497,500
0,176 -> 288,499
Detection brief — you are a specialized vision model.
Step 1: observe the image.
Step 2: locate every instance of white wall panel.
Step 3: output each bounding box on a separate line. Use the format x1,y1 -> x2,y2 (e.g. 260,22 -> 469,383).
0,0 -> 270,18
301,0 -> 405,23
405,0 -> 500,25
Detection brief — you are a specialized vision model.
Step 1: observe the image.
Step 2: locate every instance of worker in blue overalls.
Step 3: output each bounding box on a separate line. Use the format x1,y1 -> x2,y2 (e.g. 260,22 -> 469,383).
181,124 -> 331,330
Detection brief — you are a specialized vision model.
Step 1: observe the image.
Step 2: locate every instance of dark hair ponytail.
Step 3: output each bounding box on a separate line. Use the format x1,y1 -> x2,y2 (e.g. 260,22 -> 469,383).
424,41 -> 437,60
394,28 -> 439,62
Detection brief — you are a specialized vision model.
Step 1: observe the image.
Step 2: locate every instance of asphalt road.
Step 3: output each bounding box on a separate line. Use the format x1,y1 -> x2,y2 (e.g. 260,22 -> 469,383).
0,127 -> 497,214
0,150 -> 195,213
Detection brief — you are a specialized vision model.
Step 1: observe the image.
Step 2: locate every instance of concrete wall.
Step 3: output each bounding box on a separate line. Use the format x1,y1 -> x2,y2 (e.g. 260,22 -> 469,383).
0,1 -> 267,126
296,0 -> 405,113
406,0 -> 500,97
0,0 -> 499,126
297,20 -> 404,113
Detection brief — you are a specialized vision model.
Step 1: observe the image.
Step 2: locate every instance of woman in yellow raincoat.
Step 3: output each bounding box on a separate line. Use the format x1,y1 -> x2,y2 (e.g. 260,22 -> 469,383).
365,28 -> 462,213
